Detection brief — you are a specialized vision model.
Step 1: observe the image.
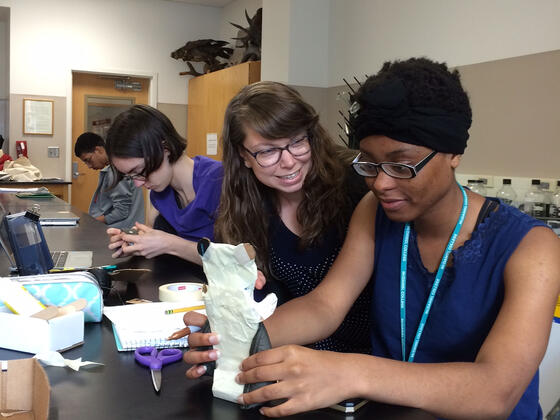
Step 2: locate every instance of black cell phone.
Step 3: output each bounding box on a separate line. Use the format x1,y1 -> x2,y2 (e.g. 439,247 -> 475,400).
121,228 -> 138,235
120,228 -> 139,247
329,398 -> 368,413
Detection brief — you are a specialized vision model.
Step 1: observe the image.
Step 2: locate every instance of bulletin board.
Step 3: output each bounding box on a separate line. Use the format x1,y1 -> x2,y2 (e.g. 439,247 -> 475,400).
23,98 -> 54,135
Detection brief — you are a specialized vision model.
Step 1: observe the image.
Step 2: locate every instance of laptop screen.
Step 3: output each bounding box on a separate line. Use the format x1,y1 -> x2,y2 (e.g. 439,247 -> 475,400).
0,203 -> 16,268
0,206 -> 54,275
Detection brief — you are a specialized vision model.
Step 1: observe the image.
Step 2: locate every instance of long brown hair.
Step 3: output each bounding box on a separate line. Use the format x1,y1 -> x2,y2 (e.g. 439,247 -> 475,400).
215,81 -> 356,272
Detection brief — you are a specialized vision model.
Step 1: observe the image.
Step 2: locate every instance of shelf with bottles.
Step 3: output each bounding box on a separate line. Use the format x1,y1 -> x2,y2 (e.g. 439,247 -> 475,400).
536,216 -> 560,222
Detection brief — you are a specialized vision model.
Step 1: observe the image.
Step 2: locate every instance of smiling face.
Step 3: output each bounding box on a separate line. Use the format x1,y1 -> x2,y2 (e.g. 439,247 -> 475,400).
241,127 -> 312,198
111,151 -> 172,192
359,135 -> 460,223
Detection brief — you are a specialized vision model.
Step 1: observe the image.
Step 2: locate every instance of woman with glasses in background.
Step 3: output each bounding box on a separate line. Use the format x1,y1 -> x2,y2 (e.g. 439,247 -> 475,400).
214,81 -> 371,354
104,104 -> 223,263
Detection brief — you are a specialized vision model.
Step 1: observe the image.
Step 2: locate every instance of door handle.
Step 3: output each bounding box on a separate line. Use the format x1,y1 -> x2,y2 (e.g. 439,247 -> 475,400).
72,162 -> 85,179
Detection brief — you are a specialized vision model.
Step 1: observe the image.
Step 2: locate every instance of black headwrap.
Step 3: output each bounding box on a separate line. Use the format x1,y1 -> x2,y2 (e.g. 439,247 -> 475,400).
351,79 -> 471,154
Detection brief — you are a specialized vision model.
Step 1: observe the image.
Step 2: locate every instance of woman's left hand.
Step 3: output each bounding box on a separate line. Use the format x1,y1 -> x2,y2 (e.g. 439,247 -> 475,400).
120,222 -> 170,258
237,345 -> 353,417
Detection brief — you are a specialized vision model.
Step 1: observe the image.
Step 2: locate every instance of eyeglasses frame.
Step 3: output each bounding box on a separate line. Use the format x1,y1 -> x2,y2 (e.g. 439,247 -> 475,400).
352,150 -> 438,179
243,134 -> 311,168
122,169 -> 147,182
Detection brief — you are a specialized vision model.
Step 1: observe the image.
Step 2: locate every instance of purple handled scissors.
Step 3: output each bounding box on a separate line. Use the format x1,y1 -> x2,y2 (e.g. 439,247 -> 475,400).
134,346 -> 183,392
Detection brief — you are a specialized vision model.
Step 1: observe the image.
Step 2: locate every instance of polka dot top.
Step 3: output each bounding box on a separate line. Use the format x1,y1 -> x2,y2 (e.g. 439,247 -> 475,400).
268,171 -> 372,354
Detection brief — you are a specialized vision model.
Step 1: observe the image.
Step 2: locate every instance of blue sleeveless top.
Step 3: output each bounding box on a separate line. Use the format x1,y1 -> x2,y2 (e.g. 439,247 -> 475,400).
371,199 -> 548,420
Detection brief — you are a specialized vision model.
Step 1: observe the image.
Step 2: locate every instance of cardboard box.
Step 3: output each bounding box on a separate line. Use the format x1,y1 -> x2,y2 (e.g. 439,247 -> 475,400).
0,311 -> 84,354
0,358 -> 50,420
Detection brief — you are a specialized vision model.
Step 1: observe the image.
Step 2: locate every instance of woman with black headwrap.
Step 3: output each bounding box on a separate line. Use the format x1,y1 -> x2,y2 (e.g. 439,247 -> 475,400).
185,58 -> 560,420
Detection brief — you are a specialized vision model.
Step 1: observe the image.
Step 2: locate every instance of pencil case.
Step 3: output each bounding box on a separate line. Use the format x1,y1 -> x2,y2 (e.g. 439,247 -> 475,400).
0,271 -> 103,322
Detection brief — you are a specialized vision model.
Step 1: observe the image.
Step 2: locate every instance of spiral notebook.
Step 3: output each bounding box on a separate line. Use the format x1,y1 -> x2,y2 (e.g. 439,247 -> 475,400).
103,301 -> 205,351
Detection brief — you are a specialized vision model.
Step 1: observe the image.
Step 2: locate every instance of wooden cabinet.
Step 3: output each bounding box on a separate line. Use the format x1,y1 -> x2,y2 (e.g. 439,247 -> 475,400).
186,61 -> 260,161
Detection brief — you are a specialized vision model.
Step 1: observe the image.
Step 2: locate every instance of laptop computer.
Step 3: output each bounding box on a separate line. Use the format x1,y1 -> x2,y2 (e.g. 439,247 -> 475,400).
0,205 -> 92,274
39,209 -> 80,226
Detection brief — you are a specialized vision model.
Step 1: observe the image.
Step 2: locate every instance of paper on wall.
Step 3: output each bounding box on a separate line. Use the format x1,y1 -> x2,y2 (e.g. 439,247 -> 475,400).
206,133 -> 218,155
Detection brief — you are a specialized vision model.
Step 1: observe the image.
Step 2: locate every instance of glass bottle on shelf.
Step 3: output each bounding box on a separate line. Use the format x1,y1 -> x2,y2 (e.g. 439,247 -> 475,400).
523,179 -> 546,218
496,178 -> 517,206
539,182 -> 553,217
550,180 -> 560,219
466,179 -> 487,195
466,179 -> 478,192
475,180 -> 487,196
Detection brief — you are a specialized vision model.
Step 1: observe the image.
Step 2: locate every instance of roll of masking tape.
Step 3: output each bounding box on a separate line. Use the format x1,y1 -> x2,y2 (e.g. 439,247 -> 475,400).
159,282 -> 204,302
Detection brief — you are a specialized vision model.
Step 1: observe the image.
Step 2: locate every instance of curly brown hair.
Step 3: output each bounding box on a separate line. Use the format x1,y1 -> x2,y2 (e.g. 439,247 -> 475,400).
215,81 -> 356,273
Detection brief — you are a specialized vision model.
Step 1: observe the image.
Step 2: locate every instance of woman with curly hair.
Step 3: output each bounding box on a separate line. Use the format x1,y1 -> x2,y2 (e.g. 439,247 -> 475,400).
215,81 -> 371,354
187,59 -> 560,419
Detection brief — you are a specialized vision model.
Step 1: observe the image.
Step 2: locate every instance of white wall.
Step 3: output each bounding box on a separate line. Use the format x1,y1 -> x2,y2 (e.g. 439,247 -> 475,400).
262,0 -> 330,87
262,0 -> 560,88
329,0 -> 560,86
261,0 -> 290,84
288,0 -> 330,87
0,20 -> 7,98
0,9 -> 8,143
1,0 -> 222,105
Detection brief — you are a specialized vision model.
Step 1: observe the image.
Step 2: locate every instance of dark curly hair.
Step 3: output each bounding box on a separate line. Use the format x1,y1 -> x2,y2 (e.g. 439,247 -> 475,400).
360,57 -> 471,119
350,57 -> 472,153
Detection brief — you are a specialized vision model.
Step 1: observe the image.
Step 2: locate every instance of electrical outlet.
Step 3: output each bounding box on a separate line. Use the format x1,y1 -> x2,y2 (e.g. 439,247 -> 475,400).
47,146 -> 59,158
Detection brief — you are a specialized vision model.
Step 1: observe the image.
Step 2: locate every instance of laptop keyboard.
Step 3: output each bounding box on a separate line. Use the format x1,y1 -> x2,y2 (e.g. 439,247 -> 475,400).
50,251 -> 69,268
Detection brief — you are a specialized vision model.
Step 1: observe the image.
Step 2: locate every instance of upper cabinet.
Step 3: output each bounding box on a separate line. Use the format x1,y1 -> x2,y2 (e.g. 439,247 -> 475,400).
186,61 -> 261,161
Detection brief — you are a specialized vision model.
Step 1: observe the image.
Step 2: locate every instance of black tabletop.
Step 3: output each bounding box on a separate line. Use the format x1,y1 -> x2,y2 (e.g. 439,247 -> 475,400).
0,193 -> 435,420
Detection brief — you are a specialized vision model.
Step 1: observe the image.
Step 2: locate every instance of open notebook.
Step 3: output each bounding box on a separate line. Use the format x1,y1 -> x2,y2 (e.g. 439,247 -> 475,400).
0,205 -> 92,273
103,302 -> 204,351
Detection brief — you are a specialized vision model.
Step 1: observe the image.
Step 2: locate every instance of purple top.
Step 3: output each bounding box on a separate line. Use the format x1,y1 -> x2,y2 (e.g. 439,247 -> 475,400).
150,156 -> 223,241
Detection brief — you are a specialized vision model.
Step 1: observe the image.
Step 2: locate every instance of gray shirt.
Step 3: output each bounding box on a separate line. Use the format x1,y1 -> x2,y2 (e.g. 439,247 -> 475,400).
89,166 -> 144,230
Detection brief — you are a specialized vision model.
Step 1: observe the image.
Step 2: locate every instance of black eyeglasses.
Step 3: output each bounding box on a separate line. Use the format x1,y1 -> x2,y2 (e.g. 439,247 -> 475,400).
352,150 -> 438,179
123,169 -> 147,181
243,135 -> 311,168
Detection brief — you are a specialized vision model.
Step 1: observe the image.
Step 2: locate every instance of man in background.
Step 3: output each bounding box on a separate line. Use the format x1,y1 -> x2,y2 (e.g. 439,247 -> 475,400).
75,132 -> 144,229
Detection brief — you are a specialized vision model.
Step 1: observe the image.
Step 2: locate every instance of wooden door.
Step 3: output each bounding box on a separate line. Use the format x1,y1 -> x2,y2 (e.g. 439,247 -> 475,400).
71,73 -> 149,213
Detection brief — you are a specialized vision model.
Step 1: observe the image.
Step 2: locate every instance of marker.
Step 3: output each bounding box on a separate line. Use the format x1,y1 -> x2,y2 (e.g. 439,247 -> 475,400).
164,304 -> 205,315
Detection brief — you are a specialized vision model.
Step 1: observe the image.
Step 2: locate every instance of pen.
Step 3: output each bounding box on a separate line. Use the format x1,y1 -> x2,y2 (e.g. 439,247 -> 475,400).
49,264 -> 118,273
49,267 -> 80,273
167,326 -> 191,340
164,304 -> 205,315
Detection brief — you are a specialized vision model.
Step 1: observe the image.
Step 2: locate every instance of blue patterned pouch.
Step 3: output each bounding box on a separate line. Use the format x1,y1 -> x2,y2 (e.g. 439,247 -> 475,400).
0,272 -> 103,322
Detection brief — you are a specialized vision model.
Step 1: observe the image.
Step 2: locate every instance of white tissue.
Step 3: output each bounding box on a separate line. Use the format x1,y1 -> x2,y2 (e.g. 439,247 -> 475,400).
201,243 -> 277,403
34,350 -> 103,371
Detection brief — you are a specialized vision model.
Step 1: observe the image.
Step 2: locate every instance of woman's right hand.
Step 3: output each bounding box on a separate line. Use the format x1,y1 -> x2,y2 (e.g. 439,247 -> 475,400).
107,227 -> 126,258
183,311 -> 220,378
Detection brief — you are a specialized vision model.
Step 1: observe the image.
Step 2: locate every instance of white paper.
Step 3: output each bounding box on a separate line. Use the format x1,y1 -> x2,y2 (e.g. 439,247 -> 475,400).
206,133 -> 218,155
34,350 -> 103,371
0,187 -> 42,193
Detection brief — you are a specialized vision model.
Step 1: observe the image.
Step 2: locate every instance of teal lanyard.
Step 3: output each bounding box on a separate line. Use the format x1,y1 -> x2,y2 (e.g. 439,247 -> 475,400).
400,184 -> 468,362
